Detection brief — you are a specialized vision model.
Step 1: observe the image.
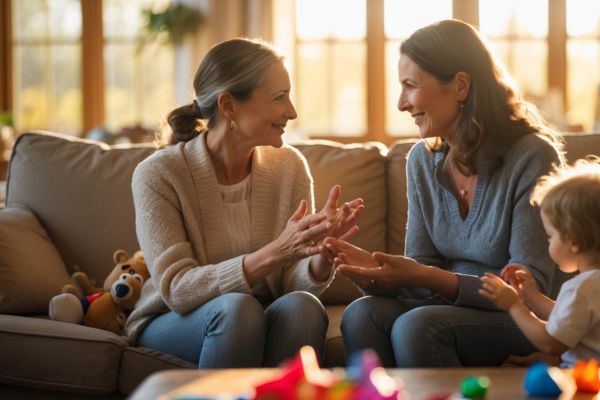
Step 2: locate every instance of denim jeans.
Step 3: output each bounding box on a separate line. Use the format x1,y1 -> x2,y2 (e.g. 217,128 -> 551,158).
341,295 -> 536,367
137,291 -> 328,368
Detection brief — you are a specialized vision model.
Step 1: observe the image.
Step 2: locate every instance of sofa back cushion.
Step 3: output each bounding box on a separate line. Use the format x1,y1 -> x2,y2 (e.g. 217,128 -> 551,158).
563,133 -> 600,163
0,206 -> 72,314
386,139 -> 418,255
6,132 -> 156,284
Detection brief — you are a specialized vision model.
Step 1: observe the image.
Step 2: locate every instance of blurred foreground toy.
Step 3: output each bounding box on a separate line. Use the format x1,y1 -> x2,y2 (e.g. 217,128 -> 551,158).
573,359 -> 600,393
253,346 -> 403,400
346,350 -> 401,400
459,376 -> 489,399
523,362 -> 562,397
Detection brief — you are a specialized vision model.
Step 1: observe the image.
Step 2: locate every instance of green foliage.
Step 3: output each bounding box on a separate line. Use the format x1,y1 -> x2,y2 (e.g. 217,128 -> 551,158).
0,111 -> 13,127
141,2 -> 205,47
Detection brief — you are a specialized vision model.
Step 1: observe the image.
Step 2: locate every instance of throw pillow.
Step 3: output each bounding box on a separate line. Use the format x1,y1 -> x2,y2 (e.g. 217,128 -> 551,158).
0,206 -> 71,314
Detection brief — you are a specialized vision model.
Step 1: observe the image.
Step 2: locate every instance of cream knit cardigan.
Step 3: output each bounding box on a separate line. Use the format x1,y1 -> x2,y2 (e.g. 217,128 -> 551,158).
125,133 -> 334,342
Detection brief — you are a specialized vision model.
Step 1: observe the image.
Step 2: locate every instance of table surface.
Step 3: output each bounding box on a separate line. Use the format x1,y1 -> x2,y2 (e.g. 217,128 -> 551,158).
128,367 -> 590,400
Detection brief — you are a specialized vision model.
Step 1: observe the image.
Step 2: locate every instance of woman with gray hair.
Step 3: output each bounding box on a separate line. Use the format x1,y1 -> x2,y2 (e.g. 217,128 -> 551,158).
127,38 -> 363,367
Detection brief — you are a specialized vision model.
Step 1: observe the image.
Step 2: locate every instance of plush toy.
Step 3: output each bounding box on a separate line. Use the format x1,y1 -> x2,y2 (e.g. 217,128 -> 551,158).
49,250 -> 150,335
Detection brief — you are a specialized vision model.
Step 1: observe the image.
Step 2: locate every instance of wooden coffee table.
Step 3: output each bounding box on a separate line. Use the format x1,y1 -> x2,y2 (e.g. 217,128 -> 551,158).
128,367 -> 582,399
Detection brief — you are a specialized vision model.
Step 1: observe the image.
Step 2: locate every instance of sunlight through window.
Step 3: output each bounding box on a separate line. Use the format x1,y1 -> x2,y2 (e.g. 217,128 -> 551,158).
294,0 -> 366,136
567,0 -> 600,131
480,0 -> 547,38
384,0 -> 452,136
12,0 -> 82,134
296,0 -> 365,40
479,0 -> 548,108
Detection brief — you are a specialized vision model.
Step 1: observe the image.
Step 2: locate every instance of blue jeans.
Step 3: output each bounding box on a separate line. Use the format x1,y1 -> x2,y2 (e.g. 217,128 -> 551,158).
137,291 -> 328,368
341,295 -> 536,367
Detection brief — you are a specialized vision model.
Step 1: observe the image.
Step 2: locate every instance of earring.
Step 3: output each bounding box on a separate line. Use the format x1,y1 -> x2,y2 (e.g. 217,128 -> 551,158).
459,102 -> 464,110
230,120 -> 237,130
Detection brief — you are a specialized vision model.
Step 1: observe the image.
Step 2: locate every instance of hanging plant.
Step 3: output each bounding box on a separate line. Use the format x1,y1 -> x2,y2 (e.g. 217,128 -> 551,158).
141,2 -> 205,47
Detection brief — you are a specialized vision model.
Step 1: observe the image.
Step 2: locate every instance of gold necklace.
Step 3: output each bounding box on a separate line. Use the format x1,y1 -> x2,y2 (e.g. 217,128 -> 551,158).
449,164 -> 476,199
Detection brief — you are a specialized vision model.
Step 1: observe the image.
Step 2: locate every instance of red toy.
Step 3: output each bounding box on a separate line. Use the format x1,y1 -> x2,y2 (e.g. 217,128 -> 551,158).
253,346 -> 403,400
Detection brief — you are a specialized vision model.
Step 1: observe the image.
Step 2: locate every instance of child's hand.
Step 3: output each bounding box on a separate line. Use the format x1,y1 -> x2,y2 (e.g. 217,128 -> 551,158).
500,263 -> 539,303
479,272 -> 520,311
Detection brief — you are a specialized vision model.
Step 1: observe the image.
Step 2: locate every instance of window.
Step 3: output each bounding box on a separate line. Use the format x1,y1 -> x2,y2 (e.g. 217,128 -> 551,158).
384,0 -> 453,137
567,0 -> 600,131
3,0 -> 600,141
294,0 -> 367,137
8,0 -> 175,137
103,0 -> 175,131
12,0 -> 82,135
480,0 -> 549,100
278,0 -> 600,143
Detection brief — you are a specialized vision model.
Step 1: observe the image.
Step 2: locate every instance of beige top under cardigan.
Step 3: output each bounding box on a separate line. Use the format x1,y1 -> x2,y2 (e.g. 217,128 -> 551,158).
125,133 -> 334,343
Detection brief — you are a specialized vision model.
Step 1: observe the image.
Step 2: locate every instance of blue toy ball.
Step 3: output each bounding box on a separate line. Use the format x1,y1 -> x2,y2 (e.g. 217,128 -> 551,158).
524,362 -> 562,397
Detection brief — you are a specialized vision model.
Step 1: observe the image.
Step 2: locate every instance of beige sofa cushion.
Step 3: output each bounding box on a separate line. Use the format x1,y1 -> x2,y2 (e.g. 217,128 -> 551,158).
564,133 -> 600,163
0,314 -> 127,393
118,347 -> 196,394
0,206 -> 71,314
7,132 -> 156,284
293,140 -> 388,305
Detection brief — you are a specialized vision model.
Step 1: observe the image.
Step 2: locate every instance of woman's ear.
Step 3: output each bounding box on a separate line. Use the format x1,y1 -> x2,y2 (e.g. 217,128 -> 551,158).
216,92 -> 236,121
454,71 -> 471,102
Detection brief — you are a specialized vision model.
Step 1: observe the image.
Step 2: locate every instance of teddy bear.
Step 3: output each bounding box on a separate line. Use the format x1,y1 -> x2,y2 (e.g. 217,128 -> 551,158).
48,249 -> 150,335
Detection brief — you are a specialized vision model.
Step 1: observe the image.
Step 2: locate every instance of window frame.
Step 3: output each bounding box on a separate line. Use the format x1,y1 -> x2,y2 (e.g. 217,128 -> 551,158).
0,0 -> 575,142
300,0 -> 570,145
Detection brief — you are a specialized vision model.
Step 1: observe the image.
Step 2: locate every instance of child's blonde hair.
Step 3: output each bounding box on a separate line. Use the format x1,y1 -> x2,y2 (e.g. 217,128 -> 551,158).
530,156 -> 600,252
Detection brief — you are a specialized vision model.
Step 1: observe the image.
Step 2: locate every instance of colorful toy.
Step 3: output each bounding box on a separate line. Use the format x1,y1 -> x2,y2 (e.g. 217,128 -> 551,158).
523,362 -> 562,397
48,250 -> 149,335
252,346 -> 403,400
572,359 -> 600,393
459,376 -> 489,398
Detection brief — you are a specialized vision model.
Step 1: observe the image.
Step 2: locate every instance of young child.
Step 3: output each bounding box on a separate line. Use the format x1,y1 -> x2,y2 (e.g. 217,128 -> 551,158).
479,156 -> 600,367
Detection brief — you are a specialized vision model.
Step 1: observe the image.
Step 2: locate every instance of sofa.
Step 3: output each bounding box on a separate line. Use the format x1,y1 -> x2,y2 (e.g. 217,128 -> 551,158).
1,131 -> 599,398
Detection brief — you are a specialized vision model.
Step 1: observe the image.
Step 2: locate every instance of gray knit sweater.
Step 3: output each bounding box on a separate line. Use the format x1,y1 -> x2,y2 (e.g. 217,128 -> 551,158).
403,134 -> 561,308
125,133 -> 333,342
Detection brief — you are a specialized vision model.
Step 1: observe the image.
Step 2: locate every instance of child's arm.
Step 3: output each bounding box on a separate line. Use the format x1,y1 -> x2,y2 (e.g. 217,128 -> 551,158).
501,264 -> 555,319
480,273 -> 569,355
508,301 -> 569,355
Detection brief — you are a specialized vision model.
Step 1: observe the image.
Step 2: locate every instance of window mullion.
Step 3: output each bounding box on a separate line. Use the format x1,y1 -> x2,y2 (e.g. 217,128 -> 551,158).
366,0 -> 385,142
548,0 -> 567,111
81,0 -> 104,136
453,0 -> 479,27
0,0 -> 12,113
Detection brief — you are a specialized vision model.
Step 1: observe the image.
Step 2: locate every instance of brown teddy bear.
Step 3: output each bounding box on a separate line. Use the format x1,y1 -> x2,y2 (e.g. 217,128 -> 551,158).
49,250 -> 150,335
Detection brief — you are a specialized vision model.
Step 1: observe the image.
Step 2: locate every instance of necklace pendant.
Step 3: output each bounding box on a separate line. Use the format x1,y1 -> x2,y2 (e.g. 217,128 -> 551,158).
459,189 -> 467,198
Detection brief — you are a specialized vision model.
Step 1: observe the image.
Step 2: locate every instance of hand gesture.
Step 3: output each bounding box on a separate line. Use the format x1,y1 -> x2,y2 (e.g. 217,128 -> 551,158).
274,200 -> 331,264
479,272 -> 520,311
318,185 -> 364,243
327,240 -> 422,289
500,264 -> 539,303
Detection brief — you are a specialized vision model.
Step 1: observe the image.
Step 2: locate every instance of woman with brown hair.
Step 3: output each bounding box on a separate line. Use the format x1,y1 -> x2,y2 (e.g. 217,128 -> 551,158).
326,19 -> 565,367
